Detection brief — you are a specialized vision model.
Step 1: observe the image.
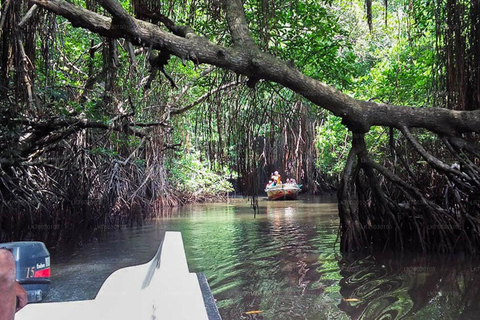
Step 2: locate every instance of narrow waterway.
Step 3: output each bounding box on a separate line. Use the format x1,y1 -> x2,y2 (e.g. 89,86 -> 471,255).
44,196 -> 480,319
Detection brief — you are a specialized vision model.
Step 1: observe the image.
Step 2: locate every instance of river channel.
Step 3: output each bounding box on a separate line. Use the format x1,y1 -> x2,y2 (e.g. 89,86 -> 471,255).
44,196 -> 480,319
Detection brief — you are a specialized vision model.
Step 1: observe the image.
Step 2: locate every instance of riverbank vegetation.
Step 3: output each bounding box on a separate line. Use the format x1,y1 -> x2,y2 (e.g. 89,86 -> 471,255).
1,0 -> 479,252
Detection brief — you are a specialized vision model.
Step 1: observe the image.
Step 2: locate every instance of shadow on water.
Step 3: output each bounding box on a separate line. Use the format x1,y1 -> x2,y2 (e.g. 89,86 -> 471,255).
44,225 -> 166,302
338,251 -> 480,320
42,195 -> 480,320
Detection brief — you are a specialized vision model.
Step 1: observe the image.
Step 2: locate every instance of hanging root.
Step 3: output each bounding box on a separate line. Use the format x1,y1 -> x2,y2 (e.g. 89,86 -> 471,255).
338,129 -> 480,253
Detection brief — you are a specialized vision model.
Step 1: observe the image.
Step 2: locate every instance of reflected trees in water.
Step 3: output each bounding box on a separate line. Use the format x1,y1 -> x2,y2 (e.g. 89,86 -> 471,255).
338,252 -> 480,319
0,0 -> 479,253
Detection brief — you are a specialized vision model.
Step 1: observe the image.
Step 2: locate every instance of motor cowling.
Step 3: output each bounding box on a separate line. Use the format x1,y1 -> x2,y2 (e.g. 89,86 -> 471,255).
0,241 -> 51,303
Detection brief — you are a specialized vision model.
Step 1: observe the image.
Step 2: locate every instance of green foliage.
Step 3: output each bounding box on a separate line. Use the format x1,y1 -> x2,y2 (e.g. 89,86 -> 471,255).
166,150 -> 234,197
364,126 -> 391,164
29,0 -> 443,197
342,0 -> 436,106
89,147 -> 119,157
315,113 -> 349,176
245,0 -> 359,90
315,0 -> 438,179
353,35 -> 435,106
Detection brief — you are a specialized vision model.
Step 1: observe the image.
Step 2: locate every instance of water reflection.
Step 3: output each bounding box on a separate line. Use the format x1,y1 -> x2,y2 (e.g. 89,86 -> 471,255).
338,252 -> 480,320
42,197 -> 480,320
44,225 -> 166,301
158,197 -> 344,319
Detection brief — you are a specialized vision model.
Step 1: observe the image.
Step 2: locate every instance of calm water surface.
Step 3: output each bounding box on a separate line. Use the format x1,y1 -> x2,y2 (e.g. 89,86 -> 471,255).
45,196 -> 480,319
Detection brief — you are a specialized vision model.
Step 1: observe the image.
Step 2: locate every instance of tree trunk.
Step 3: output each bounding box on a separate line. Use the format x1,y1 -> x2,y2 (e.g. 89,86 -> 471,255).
25,0 -> 480,252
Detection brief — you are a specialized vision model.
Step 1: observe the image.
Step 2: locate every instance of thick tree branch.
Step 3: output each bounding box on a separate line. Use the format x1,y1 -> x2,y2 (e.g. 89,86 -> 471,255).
0,0 -> 11,37
2,117 -> 149,161
448,136 -> 480,159
18,4 -> 39,29
11,117 -> 148,135
31,0 -> 480,136
222,0 -> 256,47
401,126 -> 470,180
98,0 -> 140,39
134,6 -> 193,37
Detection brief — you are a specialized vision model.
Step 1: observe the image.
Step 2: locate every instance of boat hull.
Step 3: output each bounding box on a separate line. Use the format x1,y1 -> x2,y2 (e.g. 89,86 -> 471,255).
265,184 -> 301,200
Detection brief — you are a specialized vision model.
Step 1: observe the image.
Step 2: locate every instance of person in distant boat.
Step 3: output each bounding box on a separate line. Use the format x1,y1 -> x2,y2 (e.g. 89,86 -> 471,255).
271,171 -> 281,185
266,179 -> 275,188
0,248 -> 28,320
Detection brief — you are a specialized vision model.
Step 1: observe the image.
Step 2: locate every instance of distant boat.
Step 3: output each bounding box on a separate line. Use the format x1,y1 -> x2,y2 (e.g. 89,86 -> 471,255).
265,184 -> 301,200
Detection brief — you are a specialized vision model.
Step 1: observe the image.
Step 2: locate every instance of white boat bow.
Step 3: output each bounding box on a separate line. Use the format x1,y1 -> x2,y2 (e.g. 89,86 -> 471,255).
16,232 -> 221,320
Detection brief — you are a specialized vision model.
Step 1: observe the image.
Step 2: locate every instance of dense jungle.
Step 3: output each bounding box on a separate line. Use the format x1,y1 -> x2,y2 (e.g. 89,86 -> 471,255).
1,0 -> 479,253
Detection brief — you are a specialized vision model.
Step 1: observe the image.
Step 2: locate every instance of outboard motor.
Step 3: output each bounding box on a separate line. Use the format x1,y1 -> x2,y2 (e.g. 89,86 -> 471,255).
0,241 -> 51,303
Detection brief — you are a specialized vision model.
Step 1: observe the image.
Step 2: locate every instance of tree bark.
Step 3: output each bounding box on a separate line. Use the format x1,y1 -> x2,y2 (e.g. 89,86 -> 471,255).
31,0 -> 480,136
29,0 -> 480,252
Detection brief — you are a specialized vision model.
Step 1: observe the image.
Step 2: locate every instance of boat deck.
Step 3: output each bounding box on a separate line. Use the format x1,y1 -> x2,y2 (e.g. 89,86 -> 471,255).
265,183 -> 301,200
16,232 -> 221,320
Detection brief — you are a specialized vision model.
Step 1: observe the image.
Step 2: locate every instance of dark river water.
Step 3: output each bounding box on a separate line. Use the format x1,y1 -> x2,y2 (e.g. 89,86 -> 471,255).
44,196 -> 480,319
